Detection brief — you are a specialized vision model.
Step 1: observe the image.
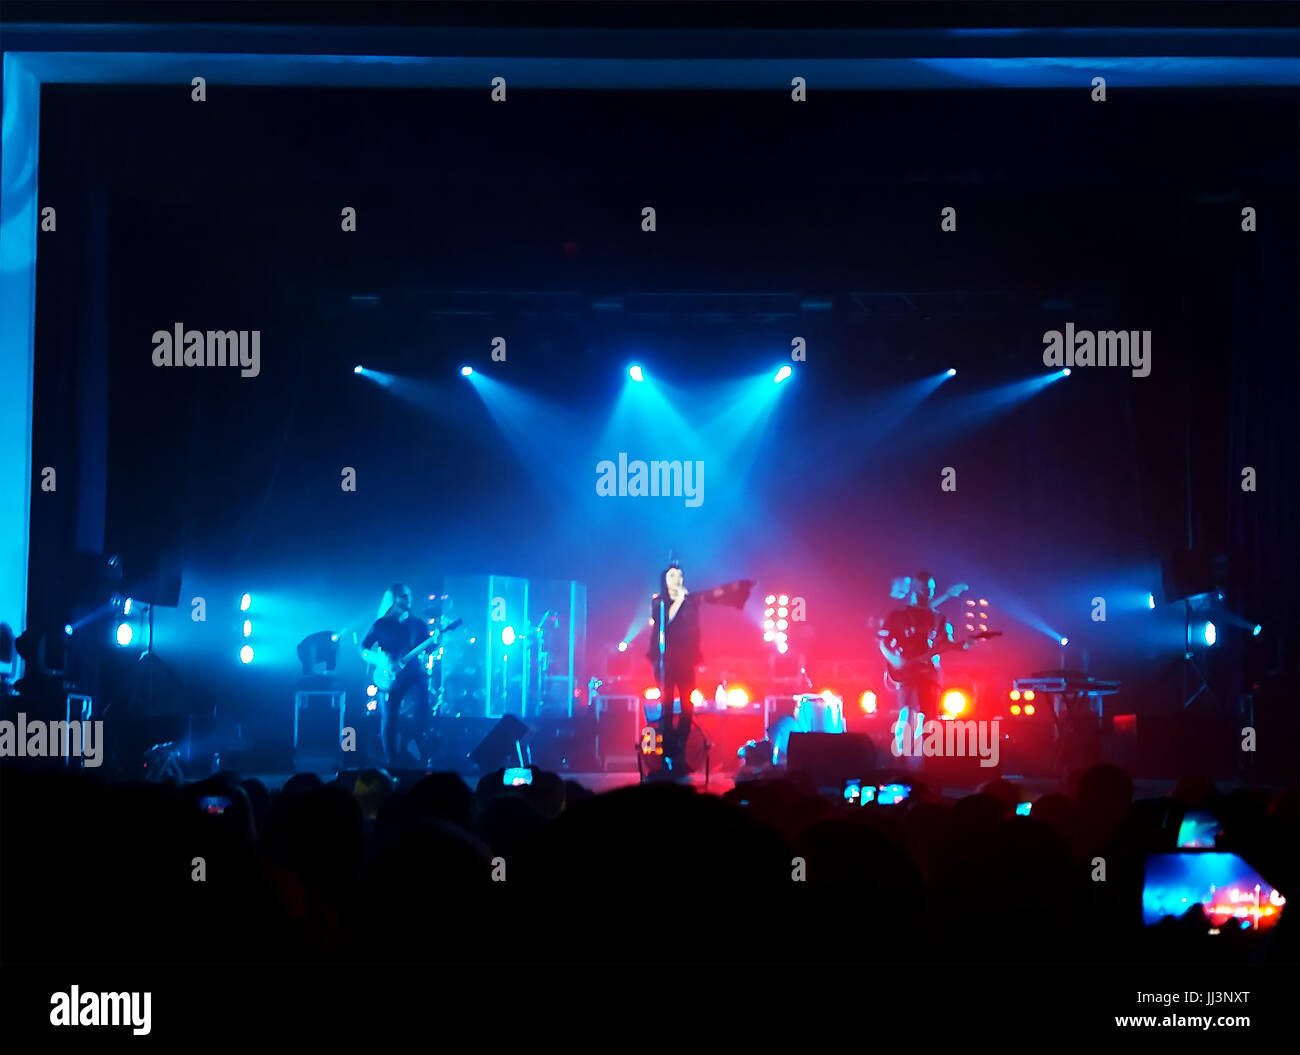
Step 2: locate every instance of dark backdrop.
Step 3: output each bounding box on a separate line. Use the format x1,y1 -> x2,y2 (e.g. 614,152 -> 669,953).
28,83 -> 1298,761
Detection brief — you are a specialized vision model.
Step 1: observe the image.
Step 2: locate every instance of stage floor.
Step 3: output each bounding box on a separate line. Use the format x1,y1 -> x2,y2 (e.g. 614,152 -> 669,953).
246,768 -> 1197,801
252,769 -> 733,794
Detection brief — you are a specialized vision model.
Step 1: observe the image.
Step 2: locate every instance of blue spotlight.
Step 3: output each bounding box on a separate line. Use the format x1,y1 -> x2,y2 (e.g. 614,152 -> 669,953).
501,625 -> 516,646
1063,368 -> 1072,377
123,597 -> 133,616
1059,636 -> 1069,646
63,624 -> 73,636
115,623 -> 134,647
1252,624 -> 1262,637
240,593 -> 251,612
1203,622 -> 1217,647
1147,593 -> 1156,609
353,365 -> 363,374
629,365 -> 644,382
461,366 -> 473,377
617,641 -> 628,652
242,619 -> 252,638
774,365 -> 792,384
239,644 -> 255,664
946,368 -> 957,377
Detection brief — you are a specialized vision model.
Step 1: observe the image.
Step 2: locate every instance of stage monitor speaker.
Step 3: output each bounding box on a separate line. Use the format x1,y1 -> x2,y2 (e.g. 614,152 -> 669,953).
468,714 -> 531,771
786,732 -> 877,788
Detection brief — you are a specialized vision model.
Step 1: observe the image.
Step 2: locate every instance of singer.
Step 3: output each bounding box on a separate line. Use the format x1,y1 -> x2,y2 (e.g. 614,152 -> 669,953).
647,562 -> 753,773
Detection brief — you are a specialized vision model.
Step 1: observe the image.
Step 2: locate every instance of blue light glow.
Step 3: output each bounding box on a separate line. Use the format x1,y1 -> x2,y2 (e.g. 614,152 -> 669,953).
1203,622 -> 1217,646
240,593 -> 252,612
115,623 -> 133,647
1147,593 -> 1156,609
1252,624 -> 1262,637
240,645 -> 255,664
946,368 -> 957,377
123,597 -> 133,615
354,365 -> 363,374
243,619 -> 252,638
502,625 -> 516,646
461,366 -> 473,376
629,365 -> 644,382
63,624 -> 73,636
774,365 -> 792,384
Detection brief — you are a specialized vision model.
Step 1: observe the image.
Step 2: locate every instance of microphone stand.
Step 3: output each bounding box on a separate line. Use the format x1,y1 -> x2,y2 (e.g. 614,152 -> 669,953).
658,597 -> 670,765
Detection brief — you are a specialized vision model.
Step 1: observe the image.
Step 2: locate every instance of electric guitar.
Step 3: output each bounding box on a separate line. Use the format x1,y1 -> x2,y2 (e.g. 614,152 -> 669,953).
882,630 -> 1001,691
362,618 -> 462,691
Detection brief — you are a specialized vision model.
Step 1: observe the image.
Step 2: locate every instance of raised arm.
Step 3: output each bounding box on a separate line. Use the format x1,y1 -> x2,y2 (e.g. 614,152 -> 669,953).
932,582 -> 969,607
694,579 -> 756,608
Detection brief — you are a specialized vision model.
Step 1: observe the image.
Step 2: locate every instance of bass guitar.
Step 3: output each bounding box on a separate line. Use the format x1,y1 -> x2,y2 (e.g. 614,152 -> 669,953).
362,618 -> 462,691
882,630 -> 1001,691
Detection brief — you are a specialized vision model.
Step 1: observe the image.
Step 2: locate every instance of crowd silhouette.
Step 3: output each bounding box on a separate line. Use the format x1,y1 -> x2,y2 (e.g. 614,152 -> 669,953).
2,760 -> 1293,963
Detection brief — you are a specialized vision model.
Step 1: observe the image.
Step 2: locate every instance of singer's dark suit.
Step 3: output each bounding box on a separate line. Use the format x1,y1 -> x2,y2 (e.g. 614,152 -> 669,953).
646,580 -> 755,766
647,593 -> 703,765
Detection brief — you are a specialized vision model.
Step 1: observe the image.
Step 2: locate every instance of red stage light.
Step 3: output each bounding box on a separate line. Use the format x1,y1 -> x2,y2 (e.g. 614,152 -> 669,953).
941,690 -> 969,717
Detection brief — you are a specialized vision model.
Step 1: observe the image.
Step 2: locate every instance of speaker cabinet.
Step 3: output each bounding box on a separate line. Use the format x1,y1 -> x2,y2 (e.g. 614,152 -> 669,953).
786,732 -> 878,789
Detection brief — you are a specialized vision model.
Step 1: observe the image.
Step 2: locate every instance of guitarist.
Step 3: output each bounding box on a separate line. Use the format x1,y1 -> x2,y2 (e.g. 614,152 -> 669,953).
878,571 -> 960,753
361,583 -> 430,766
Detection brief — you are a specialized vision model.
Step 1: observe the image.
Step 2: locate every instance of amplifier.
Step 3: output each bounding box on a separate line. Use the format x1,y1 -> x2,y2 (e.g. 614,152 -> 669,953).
594,694 -> 641,772
293,688 -> 345,773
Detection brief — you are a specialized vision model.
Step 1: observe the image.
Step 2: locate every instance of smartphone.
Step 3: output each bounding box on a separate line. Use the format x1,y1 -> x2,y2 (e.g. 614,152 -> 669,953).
877,783 -> 911,806
1142,852 -> 1286,931
503,767 -> 533,787
1015,801 -> 1032,816
1175,809 -> 1222,849
199,795 -> 232,815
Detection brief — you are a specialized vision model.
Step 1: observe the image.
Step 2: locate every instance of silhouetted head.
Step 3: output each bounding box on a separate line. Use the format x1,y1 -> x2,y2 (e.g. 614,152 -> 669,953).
911,571 -> 936,607
353,768 -> 397,820
387,583 -> 413,615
